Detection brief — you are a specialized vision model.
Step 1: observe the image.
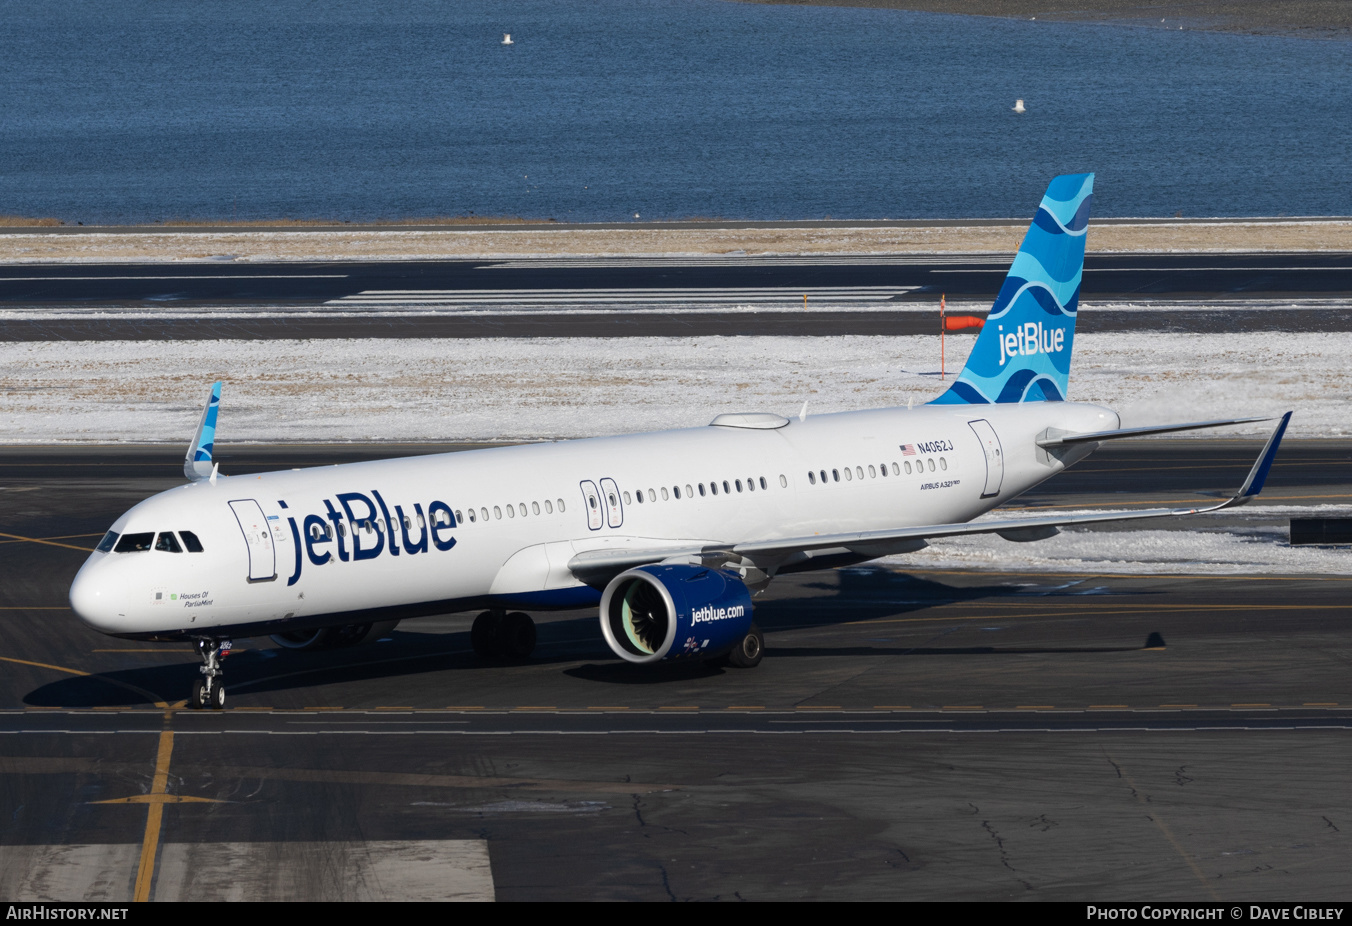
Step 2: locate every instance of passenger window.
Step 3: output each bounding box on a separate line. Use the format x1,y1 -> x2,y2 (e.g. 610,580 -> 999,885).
710,482 -> 718,496
557,499 -> 565,512
455,509 -> 464,523
820,470 -> 827,483
808,471 -> 816,485
468,509 -> 477,523
623,491 -> 632,505
722,480 -> 730,494
940,457 -> 948,471
868,464 -> 876,478
905,461 -> 912,474
96,531 -> 119,553
635,492 -> 643,504
832,469 -> 840,482
338,522 -> 347,537
519,503 -> 527,517
114,532 -> 155,553
494,506 -> 502,519
418,513 -> 426,528
480,507 -> 489,521
928,458 -> 936,472
648,489 -> 656,502
879,462 -> 887,477
684,485 -> 693,498
507,505 -> 515,518
856,466 -> 864,480
545,500 -> 553,513
155,532 -> 183,553
589,496 -> 598,510
661,487 -> 669,500
533,501 -> 541,515
844,467 -> 852,482
777,475 -> 785,488
699,483 -> 706,497
180,530 -> 204,552
892,462 -> 899,475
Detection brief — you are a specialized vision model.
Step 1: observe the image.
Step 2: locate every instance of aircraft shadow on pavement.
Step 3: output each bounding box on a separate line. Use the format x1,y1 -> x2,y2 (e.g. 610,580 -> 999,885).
21,616 -> 617,707
20,569 -> 1153,705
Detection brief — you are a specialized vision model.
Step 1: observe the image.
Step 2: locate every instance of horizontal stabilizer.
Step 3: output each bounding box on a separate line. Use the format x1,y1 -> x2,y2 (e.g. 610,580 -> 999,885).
1037,415 -> 1275,447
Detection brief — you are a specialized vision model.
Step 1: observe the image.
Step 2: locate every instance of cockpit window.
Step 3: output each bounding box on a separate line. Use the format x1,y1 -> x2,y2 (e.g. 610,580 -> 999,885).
155,532 -> 183,553
114,532 -> 154,553
180,531 -> 204,553
95,531 -> 119,553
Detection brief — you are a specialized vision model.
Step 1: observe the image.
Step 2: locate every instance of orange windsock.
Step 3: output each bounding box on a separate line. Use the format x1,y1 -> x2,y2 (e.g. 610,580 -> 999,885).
942,315 -> 985,331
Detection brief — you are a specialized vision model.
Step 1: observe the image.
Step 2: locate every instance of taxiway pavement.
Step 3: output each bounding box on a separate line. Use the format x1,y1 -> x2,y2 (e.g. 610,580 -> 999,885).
4,254 -> 1352,341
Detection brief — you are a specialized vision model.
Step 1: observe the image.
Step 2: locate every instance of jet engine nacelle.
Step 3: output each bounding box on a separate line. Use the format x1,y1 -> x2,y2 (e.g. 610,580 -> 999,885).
600,564 -> 753,664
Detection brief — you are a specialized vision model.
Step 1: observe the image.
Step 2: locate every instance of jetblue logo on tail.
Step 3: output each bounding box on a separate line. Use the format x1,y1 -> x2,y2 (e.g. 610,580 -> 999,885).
998,322 -> 1066,366
930,173 -> 1092,406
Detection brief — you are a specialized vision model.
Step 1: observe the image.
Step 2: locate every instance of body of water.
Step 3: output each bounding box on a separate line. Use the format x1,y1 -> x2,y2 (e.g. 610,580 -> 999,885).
1,0 -> 1349,222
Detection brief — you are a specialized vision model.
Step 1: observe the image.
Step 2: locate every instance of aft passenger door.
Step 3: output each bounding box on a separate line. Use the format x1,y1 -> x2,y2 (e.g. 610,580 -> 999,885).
967,419 -> 1004,498
228,498 -> 277,582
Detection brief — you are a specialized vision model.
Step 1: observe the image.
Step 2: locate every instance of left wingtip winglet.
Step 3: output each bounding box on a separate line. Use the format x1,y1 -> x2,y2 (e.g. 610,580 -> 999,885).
1232,410 -> 1292,503
184,381 -> 222,483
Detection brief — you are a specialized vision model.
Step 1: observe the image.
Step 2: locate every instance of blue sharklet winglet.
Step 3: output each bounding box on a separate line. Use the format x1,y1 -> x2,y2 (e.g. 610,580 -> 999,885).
184,382 -> 221,483
1222,410 -> 1292,507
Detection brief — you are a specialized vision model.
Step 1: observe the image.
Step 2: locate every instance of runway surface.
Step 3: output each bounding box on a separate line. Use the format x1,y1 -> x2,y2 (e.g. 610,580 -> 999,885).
2,441 -> 1350,899
4,253 -> 1352,340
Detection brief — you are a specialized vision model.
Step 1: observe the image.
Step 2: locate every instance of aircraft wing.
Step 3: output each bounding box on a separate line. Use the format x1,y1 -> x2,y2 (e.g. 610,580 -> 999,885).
569,411 -> 1291,581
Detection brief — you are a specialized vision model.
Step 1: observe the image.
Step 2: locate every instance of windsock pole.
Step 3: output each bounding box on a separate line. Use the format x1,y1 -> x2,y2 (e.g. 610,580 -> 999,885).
940,294 -> 946,380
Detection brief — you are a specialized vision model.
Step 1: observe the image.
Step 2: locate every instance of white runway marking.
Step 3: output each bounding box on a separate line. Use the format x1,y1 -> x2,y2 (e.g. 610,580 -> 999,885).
327,285 -> 919,307
0,840 -> 494,901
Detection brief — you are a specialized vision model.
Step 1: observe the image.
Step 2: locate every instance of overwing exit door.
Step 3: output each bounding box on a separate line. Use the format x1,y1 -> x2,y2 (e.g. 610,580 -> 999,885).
968,419 -> 1004,498
228,499 -> 277,582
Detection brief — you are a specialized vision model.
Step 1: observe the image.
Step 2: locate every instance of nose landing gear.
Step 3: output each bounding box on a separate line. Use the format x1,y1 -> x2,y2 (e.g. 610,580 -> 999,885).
190,638 -> 230,709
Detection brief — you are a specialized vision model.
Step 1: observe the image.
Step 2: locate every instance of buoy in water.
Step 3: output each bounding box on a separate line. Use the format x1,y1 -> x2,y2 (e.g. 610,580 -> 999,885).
1013,99 -> 1026,114
502,33 -> 513,45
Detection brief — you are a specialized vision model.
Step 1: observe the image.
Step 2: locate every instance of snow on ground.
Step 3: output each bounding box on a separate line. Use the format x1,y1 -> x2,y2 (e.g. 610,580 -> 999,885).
884,523 -> 1351,577
0,331 -> 1344,443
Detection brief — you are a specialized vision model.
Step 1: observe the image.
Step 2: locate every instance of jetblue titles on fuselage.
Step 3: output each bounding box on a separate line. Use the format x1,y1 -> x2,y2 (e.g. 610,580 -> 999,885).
287,490 -> 457,585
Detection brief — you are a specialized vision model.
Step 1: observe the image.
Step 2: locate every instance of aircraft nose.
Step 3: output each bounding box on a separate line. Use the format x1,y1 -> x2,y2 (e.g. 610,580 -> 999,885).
69,561 -> 123,633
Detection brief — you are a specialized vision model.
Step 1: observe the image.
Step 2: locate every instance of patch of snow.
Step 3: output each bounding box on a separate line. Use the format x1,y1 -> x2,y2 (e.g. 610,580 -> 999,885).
0,331 -> 1341,443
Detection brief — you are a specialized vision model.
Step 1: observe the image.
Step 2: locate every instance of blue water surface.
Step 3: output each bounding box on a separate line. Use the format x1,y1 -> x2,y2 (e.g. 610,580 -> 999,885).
1,0 -> 1349,222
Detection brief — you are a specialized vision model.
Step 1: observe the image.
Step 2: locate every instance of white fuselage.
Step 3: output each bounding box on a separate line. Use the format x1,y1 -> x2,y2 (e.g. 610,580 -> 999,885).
69,400 -> 1118,640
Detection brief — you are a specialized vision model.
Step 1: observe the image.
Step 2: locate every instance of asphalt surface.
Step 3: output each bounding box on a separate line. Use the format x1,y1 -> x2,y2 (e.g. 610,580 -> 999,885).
2,441 -> 1350,899
3,253 -> 1352,341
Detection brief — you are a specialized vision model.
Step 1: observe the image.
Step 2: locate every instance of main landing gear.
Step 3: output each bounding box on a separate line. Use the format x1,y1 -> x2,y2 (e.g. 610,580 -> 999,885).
189,638 -> 230,709
470,610 -> 537,660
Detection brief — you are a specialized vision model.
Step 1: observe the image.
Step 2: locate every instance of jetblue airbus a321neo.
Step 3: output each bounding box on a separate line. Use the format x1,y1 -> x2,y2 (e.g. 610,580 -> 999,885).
68,174 -> 1292,709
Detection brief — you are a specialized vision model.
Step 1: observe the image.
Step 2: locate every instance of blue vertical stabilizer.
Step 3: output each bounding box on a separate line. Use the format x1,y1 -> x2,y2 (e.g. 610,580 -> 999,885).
930,173 -> 1093,405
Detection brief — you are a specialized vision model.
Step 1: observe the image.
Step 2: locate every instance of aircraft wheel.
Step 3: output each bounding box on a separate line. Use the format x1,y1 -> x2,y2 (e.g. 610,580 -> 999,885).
209,683 -> 226,710
471,611 -> 503,659
190,678 -> 208,709
501,612 -> 537,660
727,623 -> 764,669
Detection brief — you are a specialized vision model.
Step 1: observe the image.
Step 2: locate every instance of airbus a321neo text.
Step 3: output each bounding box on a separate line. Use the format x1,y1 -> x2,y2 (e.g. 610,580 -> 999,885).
68,174 -> 1292,709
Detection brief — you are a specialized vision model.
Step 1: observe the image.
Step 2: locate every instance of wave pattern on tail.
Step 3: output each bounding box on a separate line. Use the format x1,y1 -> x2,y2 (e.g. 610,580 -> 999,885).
931,173 -> 1093,405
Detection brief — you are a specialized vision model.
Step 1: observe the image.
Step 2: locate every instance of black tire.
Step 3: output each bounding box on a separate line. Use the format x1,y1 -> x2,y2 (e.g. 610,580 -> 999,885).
190,678 -> 207,709
209,683 -> 226,710
471,611 -> 503,659
501,612 -> 537,660
270,628 -> 336,650
727,623 -> 764,668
